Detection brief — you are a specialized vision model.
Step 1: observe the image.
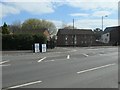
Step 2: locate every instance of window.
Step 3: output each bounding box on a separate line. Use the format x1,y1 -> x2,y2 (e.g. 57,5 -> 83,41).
81,41 -> 83,44
74,35 -> 77,44
65,35 -> 68,40
107,34 -> 109,37
65,41 -> 68,45
74,35 -> 77,41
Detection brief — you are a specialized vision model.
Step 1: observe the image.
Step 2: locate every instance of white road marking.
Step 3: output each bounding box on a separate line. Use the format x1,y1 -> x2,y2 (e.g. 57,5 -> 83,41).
0,60 -> 9,64
67,50 -> 77,53
44,60 -> 55,62
67,55 -> 70,59
82,54 -> 89,57
8,80 -> 42,89
0,64 -> 11,67
38,57 -> 46,62
77,63 -> 116,74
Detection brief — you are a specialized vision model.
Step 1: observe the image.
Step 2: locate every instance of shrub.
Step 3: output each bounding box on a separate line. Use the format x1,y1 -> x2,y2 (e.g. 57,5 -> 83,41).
2,34 -> 47,50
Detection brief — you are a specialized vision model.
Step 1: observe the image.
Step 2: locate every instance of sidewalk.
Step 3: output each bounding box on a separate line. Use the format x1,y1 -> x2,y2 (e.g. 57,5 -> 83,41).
2,47 -> 70,56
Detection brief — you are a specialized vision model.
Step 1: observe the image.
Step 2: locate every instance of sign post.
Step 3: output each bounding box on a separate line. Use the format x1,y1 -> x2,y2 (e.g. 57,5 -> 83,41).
34,43 -> 40,53
42,44 -> 46,53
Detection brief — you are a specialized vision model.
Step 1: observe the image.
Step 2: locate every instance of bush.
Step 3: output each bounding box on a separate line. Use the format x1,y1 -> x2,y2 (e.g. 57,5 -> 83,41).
33,34 -> 47,44
2,34 -> 47,50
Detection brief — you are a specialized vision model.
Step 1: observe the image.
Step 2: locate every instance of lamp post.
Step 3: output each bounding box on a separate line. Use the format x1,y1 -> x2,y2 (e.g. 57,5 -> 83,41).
73,18 -> 75,47
102,15 -> 108,31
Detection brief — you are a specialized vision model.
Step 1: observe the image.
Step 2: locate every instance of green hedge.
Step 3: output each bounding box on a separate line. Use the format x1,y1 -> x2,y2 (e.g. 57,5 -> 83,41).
2,34 -> 47,50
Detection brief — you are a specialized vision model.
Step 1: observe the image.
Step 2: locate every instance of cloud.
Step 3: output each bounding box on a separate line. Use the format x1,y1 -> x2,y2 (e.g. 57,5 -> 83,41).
2,0 -> 119,2
1,2 -> 55,18
70,13 -> 89,17
67,19 -> 118,30
0,3 -> 20,18
65,0 -> 118,11
2,0 -> 54,2
48,19 -> 62,29
92,11 -> 112,17
12,2 -> 54,15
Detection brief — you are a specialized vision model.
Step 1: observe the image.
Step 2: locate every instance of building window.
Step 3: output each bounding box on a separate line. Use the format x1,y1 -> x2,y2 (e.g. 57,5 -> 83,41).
65,35 -> 68,45
81,41 -> 83,44
107,34 -> 109,37
74,35 -> 77,44
74,35 -> 77,40
65,41 -> 68,45
65,35 -> 68,40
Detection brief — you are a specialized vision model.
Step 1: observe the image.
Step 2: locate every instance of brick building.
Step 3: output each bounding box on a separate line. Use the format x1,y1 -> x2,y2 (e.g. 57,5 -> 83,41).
57,29 -> 95,46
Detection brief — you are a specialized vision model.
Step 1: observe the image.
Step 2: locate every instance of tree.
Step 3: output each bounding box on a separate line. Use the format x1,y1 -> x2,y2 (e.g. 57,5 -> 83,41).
93,28 -> 103,40
22,18 -> 57,35
2,22 -> 10,34
10,20 -> 22,34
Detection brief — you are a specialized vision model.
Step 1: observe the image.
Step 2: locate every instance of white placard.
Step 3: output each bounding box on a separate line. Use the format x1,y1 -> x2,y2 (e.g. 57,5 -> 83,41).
42,44 -> 46,53
35,43 -> 40,53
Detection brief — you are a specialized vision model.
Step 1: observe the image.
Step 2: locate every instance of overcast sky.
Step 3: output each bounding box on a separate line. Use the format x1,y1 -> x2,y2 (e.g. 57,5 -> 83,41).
0,0 -> 119,30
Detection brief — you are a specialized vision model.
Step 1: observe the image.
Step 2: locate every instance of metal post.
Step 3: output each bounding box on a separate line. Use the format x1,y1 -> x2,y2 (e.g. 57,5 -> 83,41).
73,19 -> 74,29
102,15 -> 108,31
73,19 -> 75,47
102,16 -> 103,31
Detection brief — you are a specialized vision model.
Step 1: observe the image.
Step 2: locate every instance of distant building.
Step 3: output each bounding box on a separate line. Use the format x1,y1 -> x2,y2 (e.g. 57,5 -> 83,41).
101,26 -> 120,45
57,29 -> 95,46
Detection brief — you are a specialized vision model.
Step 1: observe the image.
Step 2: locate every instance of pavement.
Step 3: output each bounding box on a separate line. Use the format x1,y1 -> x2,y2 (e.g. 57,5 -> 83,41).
1,46 -> 119,89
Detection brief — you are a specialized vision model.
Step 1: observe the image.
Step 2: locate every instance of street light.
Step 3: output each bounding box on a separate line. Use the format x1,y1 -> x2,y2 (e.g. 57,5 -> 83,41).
102,15 -> 108,31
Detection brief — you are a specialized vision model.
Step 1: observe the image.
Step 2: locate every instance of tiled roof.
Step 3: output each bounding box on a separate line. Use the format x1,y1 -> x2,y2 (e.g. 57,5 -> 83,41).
57,29 -> 94,35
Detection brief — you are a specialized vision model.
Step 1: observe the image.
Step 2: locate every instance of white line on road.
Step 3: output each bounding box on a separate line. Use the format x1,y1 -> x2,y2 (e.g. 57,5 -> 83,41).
0,60 -> 9,64
77,63 -> 116,74
67,55 -> 70,59
0,64 -> 11,67
8,80 -> 42,89
44,60 -> 55,62
82,54 -> 89,57
38,57 -> 46,62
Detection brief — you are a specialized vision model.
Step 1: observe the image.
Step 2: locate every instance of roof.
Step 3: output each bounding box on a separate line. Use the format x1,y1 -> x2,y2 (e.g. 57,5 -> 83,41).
104,26 -> 120,34
57,29 -> 94,35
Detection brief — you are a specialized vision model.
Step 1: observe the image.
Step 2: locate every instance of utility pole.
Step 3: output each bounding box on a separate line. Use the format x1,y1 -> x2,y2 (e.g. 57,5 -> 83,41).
73,19 -> 75,47
73,18 -> 74,29
101,15 -> 108,31
102,16 -> 103,31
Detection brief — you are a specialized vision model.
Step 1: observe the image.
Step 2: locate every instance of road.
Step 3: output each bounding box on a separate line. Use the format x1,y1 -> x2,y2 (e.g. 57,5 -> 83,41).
1,46 -> 118,89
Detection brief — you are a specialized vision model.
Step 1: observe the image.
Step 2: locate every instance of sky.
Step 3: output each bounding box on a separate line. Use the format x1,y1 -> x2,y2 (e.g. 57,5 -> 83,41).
0,0 -> 119,30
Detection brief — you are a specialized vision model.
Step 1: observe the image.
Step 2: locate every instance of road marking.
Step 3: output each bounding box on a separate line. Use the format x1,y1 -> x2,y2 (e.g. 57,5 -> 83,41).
38,57 -> 46,62
8,80 -> 42,89
0,64 -> 11,67
67,55 -> 70,59
0,60 -> 9,64
67,50 -> 77,53
82,54 -> 89,57
77,63 -> 116,74
44,60 -> 55,62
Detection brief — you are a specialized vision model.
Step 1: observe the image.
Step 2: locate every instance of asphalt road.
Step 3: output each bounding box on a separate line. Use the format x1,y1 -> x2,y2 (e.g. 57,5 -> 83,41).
1,46 -> 118,89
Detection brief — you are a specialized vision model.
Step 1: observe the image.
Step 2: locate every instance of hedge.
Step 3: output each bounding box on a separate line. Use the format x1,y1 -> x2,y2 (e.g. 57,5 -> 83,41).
2,34 -> 47,50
